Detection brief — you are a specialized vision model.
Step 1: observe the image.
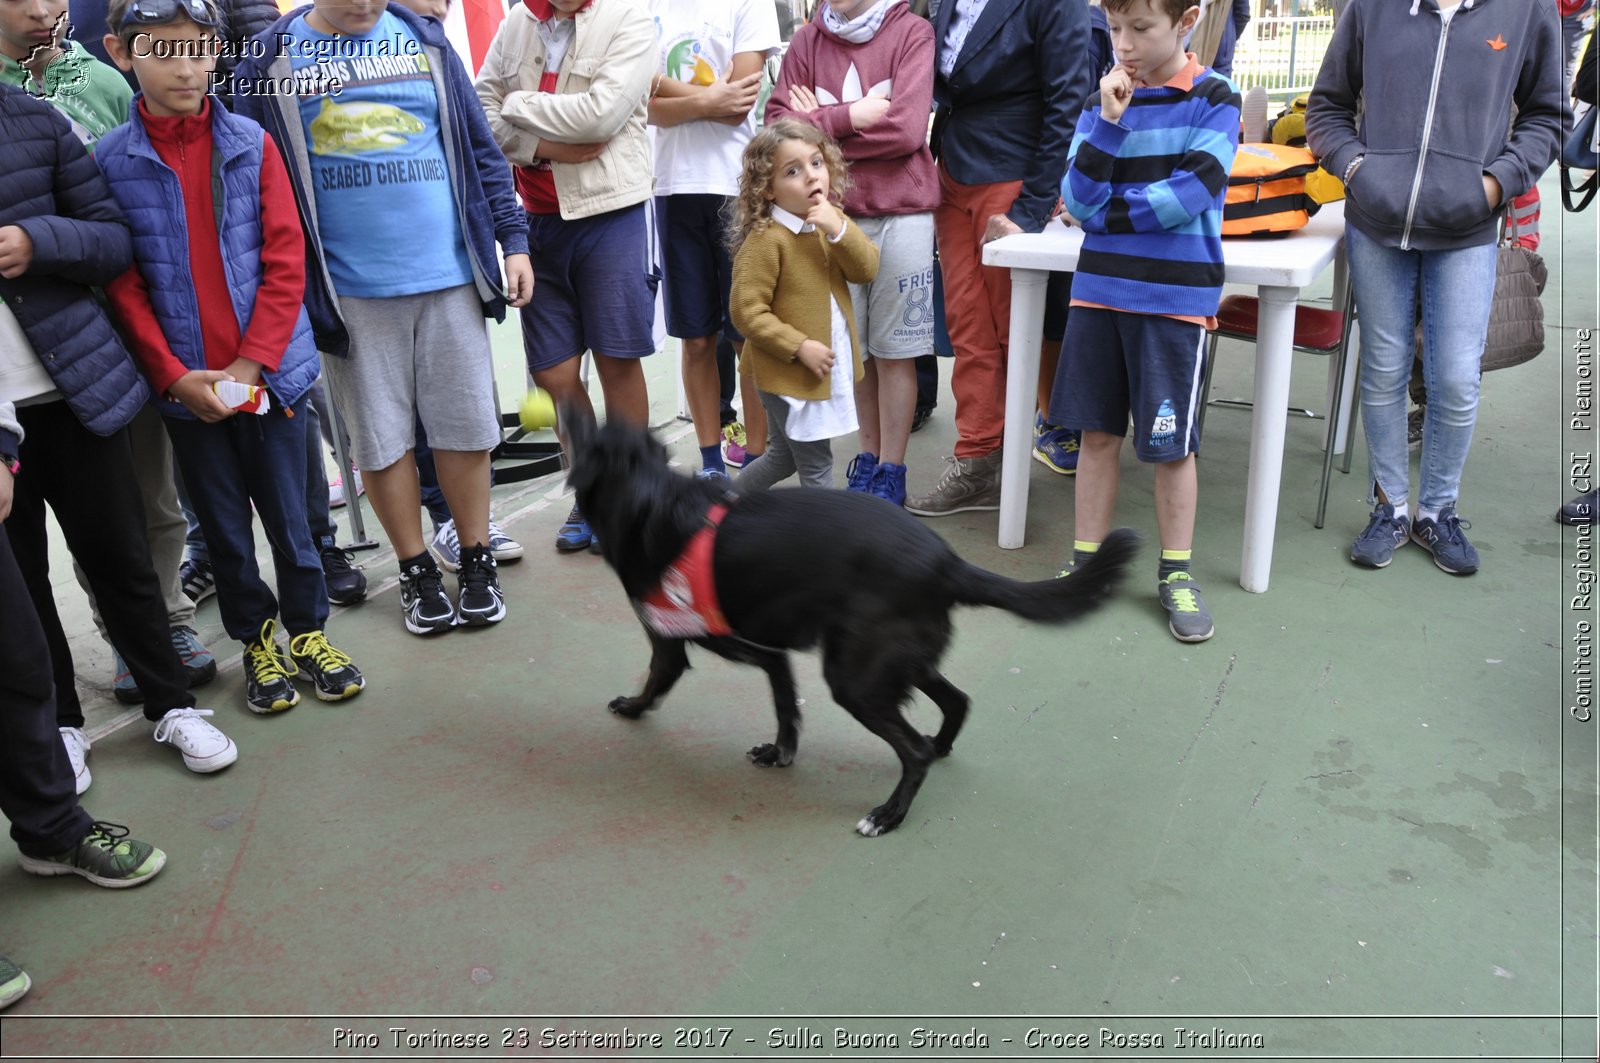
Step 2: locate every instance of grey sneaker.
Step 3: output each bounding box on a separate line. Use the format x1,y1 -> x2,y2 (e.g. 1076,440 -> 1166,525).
1350,502 -> 1411,568
0,956 -> 31,1010
18,822 -> 167,888
1158,572 -> 1214,643
905,451 -> 1003,516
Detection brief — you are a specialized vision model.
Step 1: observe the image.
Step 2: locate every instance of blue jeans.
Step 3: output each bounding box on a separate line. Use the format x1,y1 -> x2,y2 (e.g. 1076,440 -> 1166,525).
1346,224 -> 1496,511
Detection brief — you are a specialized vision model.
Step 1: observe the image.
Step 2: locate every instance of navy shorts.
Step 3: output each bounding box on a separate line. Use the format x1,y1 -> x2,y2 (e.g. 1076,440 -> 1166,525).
520,204 -> 659,373
1050,306 -> 1207,463
1043,270 -> 1074,342
654,193 -> 741,343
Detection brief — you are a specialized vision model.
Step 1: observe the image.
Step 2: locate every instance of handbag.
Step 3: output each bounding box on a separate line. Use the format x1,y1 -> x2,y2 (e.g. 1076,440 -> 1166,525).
1479,211 -> 1548,372
1560,105 -> 1598,212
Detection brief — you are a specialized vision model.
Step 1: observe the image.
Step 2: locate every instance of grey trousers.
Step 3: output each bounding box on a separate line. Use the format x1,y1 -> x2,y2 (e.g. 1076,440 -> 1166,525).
735,390 -> 835,491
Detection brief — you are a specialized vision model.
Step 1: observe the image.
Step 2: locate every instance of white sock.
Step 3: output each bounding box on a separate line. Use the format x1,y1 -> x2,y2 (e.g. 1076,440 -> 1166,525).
1391,503 -> 1410,522
1417,505 -> 1440,525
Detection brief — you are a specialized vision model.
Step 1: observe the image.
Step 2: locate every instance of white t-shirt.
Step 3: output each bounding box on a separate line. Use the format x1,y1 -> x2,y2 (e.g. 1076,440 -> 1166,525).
0,299 -> 58,406
647,0 -> 780,197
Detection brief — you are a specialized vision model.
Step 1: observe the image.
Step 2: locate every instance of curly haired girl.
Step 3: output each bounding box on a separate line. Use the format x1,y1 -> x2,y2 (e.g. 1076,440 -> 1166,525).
728,119 -> 877,490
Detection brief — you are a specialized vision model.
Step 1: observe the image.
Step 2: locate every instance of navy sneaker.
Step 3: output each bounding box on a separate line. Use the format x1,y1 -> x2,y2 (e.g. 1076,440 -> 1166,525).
1350,503 -> 1411,569
1410,506 -> 1479,575
868,462 -> 907,506
556,504 -> 594,552
178,557 -> 215,603
845,452 -> 878,492
1032,413 -> 1080,475
1558,488 -> 1597,526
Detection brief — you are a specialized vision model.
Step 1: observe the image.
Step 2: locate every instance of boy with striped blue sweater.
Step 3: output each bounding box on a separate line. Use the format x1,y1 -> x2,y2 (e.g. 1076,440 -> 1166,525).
1051,0 -> 1239,643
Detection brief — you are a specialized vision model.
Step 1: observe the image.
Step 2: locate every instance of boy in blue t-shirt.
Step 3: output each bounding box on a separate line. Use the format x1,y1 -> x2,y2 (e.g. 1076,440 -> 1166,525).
1050,0 -> 1239,644
232,0 -> 532,638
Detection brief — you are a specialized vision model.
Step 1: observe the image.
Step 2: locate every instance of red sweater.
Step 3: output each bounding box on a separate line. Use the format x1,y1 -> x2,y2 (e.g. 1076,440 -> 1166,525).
764,3 -> 939,218
106,98 -> 306,401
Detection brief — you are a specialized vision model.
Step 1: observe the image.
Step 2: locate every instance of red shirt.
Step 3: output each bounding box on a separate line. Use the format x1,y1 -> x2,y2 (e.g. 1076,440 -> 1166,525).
513,70 -> 563,215
106,98 -> 307,401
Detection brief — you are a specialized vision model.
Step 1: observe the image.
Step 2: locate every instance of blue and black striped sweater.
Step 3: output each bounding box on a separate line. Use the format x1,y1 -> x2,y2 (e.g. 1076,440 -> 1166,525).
1061,67 -> 1241,318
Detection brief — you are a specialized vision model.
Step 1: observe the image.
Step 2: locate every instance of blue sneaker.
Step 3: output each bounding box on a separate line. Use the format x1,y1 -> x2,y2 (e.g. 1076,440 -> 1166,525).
845,452 -> 878,492
1350,503 -> 1411,568
867,462 -> 907,506
1410,505 -> 1479,575
169,626 -> 217,688
695,468 -> 730,482
556,504 -> 594,553
1032,413 -> 1080,475
111,650 -> 141,704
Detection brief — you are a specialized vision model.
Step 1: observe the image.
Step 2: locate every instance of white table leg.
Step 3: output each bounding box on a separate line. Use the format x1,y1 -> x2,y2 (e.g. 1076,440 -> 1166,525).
1240,284 -> 1300,593
999,267 -> 1050,549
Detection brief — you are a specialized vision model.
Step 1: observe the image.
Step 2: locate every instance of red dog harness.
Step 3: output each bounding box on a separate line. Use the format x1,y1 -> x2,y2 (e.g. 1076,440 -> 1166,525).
636,503 -> 732,638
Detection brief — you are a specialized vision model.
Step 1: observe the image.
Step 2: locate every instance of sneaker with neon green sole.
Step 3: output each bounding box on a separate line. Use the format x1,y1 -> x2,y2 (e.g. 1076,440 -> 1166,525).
1158,572 -> 1215,643
0,956 -> 31,1010
289,630 -> 365,701
18,822 -> 167,888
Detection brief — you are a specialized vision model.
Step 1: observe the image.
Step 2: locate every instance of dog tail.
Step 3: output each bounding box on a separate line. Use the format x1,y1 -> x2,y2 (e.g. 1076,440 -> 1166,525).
950,527 -> 1141,623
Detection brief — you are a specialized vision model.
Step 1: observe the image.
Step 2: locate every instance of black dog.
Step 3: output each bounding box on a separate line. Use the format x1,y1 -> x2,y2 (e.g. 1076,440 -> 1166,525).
566,414 -> 1139,836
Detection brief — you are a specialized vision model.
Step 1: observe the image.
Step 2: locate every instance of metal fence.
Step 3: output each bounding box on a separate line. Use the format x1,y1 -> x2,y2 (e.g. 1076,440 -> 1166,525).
1231,15 -> 1337,96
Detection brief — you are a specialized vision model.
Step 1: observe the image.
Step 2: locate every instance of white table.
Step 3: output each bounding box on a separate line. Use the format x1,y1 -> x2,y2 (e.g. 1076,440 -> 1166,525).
981,202 -> 1348,593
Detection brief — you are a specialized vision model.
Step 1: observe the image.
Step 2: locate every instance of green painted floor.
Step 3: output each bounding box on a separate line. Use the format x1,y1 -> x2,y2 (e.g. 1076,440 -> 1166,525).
2,172 -> 1595,1061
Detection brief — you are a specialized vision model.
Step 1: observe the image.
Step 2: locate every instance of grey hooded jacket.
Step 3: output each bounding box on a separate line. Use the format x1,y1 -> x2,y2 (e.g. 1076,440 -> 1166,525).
1306,0 -> 1563,251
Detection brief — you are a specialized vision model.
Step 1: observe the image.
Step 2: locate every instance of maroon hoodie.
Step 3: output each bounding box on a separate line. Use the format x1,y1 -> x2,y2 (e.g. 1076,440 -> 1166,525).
765,1 -> 938,218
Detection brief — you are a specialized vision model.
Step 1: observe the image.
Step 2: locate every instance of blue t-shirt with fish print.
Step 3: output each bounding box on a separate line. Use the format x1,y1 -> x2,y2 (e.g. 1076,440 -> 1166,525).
287,11 -> 472,297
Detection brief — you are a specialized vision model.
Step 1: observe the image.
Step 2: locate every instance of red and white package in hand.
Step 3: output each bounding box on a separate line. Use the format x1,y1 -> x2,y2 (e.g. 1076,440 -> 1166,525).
212,380 -> 272,414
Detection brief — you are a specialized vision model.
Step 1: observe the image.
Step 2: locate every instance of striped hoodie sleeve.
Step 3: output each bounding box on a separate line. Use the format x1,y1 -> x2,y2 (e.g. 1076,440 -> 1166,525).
1063,75 -> 1240,235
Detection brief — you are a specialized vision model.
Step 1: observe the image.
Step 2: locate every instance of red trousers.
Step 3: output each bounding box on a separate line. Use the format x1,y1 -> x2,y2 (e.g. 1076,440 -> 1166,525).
934,163 -> 1024,458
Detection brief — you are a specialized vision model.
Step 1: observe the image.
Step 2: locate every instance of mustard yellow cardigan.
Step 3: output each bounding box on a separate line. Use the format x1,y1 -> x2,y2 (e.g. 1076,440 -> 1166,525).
729,216 -> 880,401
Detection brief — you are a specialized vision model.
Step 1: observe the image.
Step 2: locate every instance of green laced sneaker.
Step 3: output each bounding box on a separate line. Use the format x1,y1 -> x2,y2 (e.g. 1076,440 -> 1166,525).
18,822 -> 167,888
1158,572 -> 1215,643
0,956 -> 31,1010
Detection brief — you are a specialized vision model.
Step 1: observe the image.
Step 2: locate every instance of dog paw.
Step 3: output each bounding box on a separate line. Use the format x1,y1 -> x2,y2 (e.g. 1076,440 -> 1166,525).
926,734 -> 954,758
747,743 -> 794,767
855,804 -> 905,837
608,696 -> 647,719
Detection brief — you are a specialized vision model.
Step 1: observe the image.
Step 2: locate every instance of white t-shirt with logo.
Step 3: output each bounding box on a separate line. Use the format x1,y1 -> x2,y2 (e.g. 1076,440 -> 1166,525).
647,0 -> 780,197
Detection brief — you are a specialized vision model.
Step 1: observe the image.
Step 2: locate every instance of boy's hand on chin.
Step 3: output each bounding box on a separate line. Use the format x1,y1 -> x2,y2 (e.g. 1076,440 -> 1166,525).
1100,66 -> 1135,123
0,226 -> 34,278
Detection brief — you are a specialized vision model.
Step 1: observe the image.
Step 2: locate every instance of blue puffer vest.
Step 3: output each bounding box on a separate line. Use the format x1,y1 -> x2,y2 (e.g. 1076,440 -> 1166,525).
95,97 -> 320,418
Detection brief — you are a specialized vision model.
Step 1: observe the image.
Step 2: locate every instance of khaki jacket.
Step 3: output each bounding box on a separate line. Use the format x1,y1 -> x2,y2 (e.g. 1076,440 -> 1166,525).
730,217 -> 880,401
474,0 -> 655,219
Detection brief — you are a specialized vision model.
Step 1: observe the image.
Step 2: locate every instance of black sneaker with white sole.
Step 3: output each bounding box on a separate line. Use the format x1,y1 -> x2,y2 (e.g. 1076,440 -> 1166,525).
398,553 -> 455,635
455,544 -> 506,627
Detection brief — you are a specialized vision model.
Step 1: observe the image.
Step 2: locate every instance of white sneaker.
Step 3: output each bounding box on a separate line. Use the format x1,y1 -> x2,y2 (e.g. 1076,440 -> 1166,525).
60,727 -> 91,795
487,519 -> 523,562
152,708 -> 238,774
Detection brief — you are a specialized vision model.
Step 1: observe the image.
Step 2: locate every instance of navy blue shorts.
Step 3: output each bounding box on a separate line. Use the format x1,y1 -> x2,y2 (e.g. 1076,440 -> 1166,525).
654,193 -> 741,343
1050,306 -> 1207,463
519,204 -> 659,373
